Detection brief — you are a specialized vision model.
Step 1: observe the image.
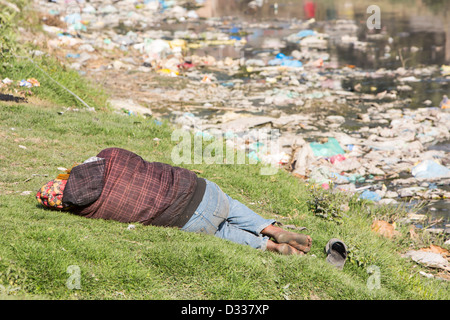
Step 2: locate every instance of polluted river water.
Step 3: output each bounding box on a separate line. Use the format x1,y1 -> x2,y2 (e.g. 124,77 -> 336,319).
33,0 -> 450,233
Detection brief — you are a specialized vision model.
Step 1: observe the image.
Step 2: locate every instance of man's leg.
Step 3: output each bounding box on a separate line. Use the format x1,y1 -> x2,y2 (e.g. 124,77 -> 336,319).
221,192 -> 276,237
182,179 -> 311,255
221,191 -> 312,253
215,220 -> 303,255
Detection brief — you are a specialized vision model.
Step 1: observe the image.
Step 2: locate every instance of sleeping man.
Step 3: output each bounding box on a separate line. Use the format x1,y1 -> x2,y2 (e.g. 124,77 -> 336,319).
36,148 -> 312,255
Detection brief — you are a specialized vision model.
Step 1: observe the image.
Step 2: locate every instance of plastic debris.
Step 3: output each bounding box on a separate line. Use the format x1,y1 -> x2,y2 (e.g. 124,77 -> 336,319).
404,250 -> 450,271
157,68 -> 179,77
296,29 -> 316,39
440,95 -> 450,109
2,78 -> 13,84
359,190 -> 382,202
310,138 -> 345,158
330,154 -> 346,164
19,79 -> 33,88
441,65 -> 450,76
27,78 -> 40,87
268,53 -> 303,68
411,160 -> 450,179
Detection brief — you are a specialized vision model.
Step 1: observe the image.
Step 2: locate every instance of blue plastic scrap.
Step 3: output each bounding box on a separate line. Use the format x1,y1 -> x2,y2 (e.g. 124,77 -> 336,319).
268,53 -> 302,68
296,29 -> 316,38
359,190 -> 381,202
411,160 -> 450,179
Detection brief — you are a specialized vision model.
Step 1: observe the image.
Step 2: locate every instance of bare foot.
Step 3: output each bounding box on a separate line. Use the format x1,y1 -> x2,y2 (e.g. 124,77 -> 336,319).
266,240 -> 304,255
274,232 -> 312,253
262,224 -> 312,253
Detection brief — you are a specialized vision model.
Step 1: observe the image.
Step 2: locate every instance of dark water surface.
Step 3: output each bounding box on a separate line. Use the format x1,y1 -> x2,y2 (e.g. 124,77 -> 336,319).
185,0 -> 450,107
194,0 -> 450,66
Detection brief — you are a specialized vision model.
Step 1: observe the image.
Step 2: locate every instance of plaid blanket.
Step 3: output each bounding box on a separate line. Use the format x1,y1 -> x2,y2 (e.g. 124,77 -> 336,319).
66,148 -> 200,227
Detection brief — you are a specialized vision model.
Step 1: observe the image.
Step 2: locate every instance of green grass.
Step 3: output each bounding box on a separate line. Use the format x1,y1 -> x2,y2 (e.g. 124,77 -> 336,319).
0,0 -> 108,110
1,53 -> 109,110
0,102 -> 449,300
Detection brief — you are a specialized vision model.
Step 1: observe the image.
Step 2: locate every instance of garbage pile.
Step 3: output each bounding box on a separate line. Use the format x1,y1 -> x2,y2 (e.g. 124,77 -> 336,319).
33,0 -> 449,116
195,102 -> 450,205
289,107 -> 450,202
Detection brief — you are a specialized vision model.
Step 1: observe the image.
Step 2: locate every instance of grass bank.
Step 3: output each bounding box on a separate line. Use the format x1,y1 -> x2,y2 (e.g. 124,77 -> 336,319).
0,0 -> 449,301
0,102 -> 449,300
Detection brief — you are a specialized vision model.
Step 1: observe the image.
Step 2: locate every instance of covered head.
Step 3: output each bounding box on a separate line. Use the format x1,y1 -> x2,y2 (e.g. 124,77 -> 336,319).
36,178 -> 72,210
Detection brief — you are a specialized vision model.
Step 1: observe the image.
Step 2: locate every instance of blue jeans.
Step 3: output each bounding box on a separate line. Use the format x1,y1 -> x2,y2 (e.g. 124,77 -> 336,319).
181,179 -> 276,250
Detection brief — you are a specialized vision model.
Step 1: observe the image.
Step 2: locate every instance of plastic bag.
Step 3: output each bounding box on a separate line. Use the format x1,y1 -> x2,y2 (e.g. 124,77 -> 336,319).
310,138 -> 345,158
411,160 -> 450,179
359,190 -> 381,202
